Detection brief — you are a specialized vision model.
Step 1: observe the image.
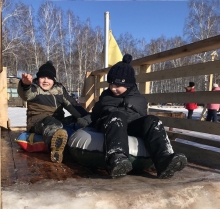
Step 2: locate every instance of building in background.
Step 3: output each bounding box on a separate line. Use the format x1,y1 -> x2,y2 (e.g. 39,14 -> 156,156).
7,76 -> 25,107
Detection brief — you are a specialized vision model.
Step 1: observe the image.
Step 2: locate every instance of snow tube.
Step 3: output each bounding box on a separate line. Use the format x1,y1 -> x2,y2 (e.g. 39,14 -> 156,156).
67,127 -> 154,171
15,125 -> 77,152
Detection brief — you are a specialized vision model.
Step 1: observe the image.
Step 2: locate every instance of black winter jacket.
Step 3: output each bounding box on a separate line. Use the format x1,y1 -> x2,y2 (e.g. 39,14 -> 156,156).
91,85 -> 147,128
18,78 -> 87,131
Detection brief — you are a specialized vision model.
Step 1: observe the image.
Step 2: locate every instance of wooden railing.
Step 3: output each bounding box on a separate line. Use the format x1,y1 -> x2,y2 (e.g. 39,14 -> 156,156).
81,35 -> 220,138
0,67 -> 9,129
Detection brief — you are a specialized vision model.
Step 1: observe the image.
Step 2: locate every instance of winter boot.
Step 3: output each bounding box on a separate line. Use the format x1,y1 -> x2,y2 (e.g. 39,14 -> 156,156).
107,153 -> 132,178
156,153 -> 187,179
50,129 -> 68,163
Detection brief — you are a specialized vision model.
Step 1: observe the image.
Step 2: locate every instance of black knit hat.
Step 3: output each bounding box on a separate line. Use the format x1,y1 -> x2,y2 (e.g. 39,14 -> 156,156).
107,54 -> 136,87
189,82 -> 195,87
36,61 -> 56,82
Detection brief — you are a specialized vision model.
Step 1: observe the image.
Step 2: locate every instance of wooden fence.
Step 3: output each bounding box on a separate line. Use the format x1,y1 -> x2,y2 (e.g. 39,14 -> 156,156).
80,35 -> 220,167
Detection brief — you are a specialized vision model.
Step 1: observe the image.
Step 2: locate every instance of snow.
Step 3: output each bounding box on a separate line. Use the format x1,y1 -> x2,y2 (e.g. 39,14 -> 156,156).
149,105 -> 204,120
2,178 -> 220,209
8,107 -> 71,127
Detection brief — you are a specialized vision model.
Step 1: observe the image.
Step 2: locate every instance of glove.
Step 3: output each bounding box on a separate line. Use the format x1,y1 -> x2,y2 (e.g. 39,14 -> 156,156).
76,114 -> 92,128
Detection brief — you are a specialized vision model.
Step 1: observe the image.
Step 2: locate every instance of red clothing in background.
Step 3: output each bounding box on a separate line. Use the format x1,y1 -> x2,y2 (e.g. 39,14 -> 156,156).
184,87 -> 198,110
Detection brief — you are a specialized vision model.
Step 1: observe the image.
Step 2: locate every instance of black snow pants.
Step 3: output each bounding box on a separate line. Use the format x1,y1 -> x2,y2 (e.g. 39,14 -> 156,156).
99,111 -> 174,164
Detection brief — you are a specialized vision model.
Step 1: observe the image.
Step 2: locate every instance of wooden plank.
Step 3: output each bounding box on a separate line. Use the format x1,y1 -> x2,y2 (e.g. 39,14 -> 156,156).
200,107 -> 207,121
159,116 -> 220,135
91,35 -> 220,76
151,112 -> 186,131
9,127 -> 26,131
96,75 -> 105,98
171,140 -> 220,169
90,67 -> 110,76
81,90 -> 217,107
136,60 -> 220,82
0,127 -> 1,190
144,91 -> 220,104
131,35 -> 220,66
167,131 -> 220,148
0,1 -> 2,74
139,64 -> 151,94
0,67 -> 8,129
1,129 -> 17,186
97,80 -> 108,89
92,60 -> 220,91
150,112 -> 185,118
80,72 -> 95,112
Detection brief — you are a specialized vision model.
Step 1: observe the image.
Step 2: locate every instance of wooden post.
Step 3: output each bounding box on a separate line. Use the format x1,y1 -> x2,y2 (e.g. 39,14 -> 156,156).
139,64 -> 151,114
0,0 -> 2,73
0,67 -> 9,129
80,72 -> 95,112
0,1 -> 2,200
139,64 -> 151,94
97,74 -> 105,99
200,51 -> 218,121
209,51 -> 218,91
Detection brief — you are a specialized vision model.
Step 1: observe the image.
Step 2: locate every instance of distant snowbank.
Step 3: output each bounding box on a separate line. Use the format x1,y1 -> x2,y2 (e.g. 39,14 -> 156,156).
8,106 -> 204,127
8,107 -> 71,127
149,106 -> 204,120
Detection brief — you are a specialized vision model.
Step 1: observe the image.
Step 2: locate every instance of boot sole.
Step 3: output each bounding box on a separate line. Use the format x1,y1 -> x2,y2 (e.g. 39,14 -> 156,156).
110,159 -> 133,178
51,129 -> 68,163
158,154 -> 187,179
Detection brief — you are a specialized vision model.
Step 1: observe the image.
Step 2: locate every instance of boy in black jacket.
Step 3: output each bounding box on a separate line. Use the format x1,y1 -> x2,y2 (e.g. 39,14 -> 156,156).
91,54 -> 187,178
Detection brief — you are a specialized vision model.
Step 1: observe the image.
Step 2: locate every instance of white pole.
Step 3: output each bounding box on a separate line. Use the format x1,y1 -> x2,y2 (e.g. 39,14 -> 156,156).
104,11 -> 109,69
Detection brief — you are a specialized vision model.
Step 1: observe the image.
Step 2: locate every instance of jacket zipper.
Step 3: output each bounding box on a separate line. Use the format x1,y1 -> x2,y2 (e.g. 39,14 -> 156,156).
51,94 -> 57,109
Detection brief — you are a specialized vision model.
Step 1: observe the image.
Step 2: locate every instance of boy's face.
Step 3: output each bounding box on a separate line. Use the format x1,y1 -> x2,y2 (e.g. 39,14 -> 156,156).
109,84 -> 128,96
39,77 -> 54,90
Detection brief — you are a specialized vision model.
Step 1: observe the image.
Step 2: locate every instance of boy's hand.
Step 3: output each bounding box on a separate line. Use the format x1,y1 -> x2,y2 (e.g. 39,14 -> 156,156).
22,73 -> 33,85
77,118 -> 89,128
76,114 -> 92,128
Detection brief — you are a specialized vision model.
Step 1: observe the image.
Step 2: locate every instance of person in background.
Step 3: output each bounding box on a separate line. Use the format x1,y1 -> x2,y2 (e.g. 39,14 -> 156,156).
90,54 -> 187,179
184,82 -> 198,119
17,61 -> 90,163
206,83 -> 220,122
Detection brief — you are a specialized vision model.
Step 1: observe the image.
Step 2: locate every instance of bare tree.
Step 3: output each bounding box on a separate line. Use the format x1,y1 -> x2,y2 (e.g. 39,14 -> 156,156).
17,5 -> 44,75
184,0 -> 220,42
37,1 -> 60,61
149,37 -> 168,94
66,10 -> 79,92
56,8 -> 68,85
118,32 -> 139,59
184,0 -> 220,90
2,0 -> 30,75
89,26 -> 103,71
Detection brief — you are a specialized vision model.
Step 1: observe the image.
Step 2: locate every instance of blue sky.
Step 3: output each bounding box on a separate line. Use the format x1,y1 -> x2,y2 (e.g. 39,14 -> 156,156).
13,0 -> 189,42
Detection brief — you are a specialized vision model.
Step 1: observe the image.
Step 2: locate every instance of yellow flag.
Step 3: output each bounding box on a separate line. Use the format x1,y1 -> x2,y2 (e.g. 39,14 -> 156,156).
108,30 -> 123,67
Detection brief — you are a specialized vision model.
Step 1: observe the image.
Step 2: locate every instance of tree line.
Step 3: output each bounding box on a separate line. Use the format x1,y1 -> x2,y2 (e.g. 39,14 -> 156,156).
2,0 -> 220,95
